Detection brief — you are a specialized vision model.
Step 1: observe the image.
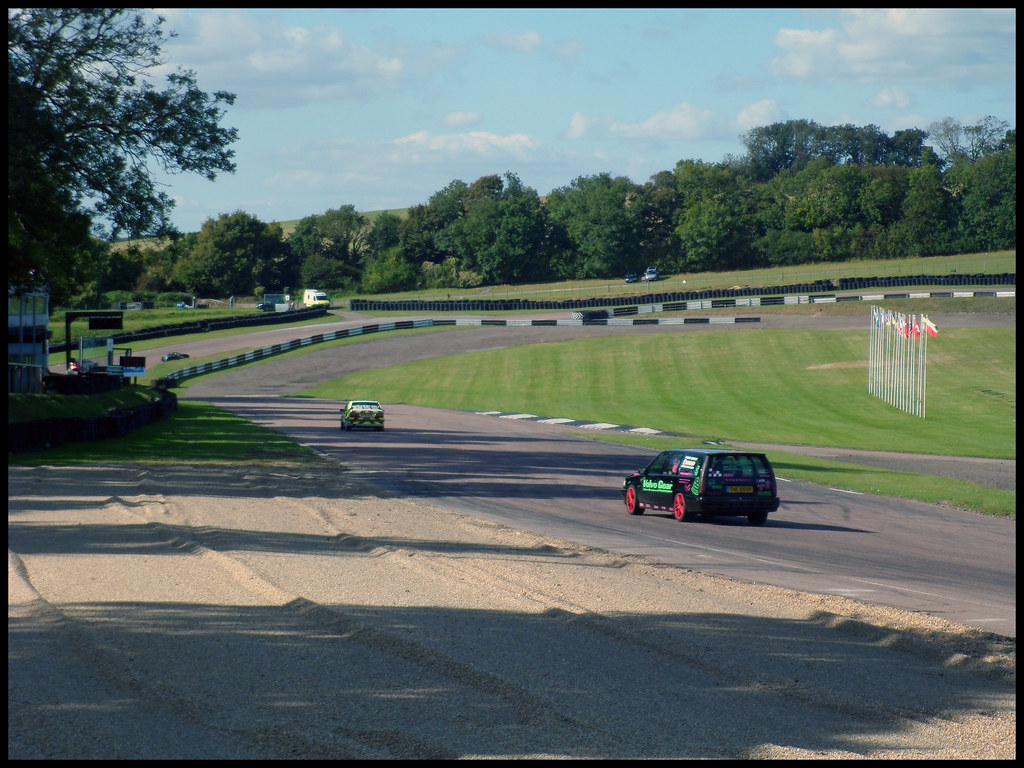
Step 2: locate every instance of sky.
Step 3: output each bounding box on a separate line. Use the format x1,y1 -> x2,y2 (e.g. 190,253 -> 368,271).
146,8 -> 1016,233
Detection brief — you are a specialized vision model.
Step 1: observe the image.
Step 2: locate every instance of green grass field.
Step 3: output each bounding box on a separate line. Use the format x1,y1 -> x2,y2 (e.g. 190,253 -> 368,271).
298,328 -> 1014,459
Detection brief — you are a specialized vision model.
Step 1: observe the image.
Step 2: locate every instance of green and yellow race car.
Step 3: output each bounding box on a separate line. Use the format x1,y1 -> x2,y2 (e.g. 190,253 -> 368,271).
340,400 -> 385,431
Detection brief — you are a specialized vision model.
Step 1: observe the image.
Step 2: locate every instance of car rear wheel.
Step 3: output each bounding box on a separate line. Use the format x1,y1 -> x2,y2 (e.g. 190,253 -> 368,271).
625,485 -> 643,515
747,509 -> 768,526
673,493 -> 696,522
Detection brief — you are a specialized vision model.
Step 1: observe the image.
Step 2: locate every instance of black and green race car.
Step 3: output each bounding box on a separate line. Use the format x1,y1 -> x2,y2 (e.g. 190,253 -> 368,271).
340,400 -> 385,431
622,448 -> 779,525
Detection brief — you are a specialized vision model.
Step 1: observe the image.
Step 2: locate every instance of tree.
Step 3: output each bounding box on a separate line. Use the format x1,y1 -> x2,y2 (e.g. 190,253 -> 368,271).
360,246 -> 417,294
888,128 -> 928,167
172,211 -> 287,295
962,116 -> 1011,160
926,117 -> 1008,165
740,119 -> 821,181
637,171 -> 683,272
858,166 -> 911,228
948,145 -> 1016,252
254,222 -> 300,291
467,173 -> 547,285
8,8 -> 237,303
672,160 -> 754,270
300,254 -> 349,290
137,232 -> 198,294
364,212 -> 402,258
545,173 -> 643,279
675,196 -> 747,272
289,205 -> 367,289
891,165 -> 952,257
426,179 -> 470,265
396,183 -> 468,267
801,163 -> 867,230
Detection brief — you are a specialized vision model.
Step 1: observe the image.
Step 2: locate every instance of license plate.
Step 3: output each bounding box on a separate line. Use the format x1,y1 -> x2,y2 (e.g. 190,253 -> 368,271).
727,486 -> 753,494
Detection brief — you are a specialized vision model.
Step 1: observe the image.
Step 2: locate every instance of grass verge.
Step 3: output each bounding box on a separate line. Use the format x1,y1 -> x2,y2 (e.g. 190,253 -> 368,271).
8,386 -> 160,424
298,329 -> 1015,460
8,400 -> 326,466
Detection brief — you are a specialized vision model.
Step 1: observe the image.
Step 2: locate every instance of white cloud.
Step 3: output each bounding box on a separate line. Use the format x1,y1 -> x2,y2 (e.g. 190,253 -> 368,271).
870,86 -> 913,110
153,9 -> 452,109
444,111 -> 482,128
609,103 -> 715,140
734,100 -> 787,132
770,27 -> 835,79
485,30 -> 543,53
768,9 -> 1016,88
392,130 -> 543,161
565,112 -> 591,140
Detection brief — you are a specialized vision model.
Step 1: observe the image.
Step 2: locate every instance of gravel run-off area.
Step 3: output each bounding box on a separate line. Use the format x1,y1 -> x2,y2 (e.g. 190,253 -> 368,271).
8,461 -> 1015,759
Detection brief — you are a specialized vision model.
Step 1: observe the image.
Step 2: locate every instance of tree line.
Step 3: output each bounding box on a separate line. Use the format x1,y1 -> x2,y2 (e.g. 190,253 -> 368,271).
8,10 -> 1015,308
111,115 -> 1014,303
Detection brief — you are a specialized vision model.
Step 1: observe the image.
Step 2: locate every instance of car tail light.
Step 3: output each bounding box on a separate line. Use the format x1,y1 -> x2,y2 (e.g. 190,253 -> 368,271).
698,472 -> 721,496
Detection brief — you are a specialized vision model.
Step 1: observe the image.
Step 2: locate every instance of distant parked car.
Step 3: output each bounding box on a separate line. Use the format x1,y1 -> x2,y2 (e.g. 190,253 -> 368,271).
625,270 -> 639,283
642,265 -> 659,282
256,300 -> 276,311
161,352 -> 190,362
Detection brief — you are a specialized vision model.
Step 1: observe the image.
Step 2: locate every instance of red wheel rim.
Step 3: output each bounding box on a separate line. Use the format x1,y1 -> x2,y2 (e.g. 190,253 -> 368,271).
626,486 -> 637,512
673,493 -> 686,520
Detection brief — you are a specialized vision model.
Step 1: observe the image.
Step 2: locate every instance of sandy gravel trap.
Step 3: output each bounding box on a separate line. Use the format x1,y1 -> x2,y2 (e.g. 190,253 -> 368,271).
8,463 -> 1015,759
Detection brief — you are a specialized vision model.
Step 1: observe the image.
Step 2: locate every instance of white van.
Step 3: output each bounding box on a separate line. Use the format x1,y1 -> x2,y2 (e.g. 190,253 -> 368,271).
302,289 -> 331,308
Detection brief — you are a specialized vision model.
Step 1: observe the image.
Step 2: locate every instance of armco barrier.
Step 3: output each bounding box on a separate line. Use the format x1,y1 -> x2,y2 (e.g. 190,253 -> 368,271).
160,315 -> 763,386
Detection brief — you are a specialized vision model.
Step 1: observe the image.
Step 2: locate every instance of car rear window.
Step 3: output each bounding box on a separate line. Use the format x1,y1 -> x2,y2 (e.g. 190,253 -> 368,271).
708,454 -> 771,480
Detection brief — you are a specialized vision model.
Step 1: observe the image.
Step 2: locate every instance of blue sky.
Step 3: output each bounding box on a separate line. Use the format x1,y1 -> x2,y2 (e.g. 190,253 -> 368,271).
148,8 -> 1016,233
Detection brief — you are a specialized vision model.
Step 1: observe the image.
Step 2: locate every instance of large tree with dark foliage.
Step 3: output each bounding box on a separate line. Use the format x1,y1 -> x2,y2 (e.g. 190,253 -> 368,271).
8,8 -> 237,303
171,211 -> 293,296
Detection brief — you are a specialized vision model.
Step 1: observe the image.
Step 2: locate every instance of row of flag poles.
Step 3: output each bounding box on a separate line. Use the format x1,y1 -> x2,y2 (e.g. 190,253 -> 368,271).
868,306 -> 938,418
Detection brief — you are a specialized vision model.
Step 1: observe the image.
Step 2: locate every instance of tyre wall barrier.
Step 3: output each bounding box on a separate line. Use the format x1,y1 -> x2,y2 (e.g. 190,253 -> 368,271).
8,390 -> 178,454
350,273 -> 1013,313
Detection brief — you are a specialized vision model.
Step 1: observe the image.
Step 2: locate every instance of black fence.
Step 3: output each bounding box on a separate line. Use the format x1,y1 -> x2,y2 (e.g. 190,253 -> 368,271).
8,390 -> 178,454
51,306 -> 328,354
